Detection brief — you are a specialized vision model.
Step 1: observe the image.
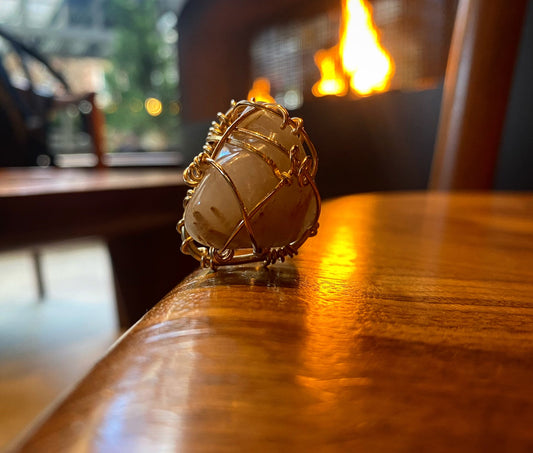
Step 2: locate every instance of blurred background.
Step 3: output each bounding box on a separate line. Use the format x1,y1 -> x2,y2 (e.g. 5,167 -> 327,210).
1,0 -> 532,449
1,0 -> 531,193
0,0 -> 184,168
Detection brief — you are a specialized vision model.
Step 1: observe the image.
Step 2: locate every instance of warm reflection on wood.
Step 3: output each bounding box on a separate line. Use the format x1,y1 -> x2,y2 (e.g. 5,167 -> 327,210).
298,197 -> 373,422
317,223 -> 359,285
13,193 -> 533,452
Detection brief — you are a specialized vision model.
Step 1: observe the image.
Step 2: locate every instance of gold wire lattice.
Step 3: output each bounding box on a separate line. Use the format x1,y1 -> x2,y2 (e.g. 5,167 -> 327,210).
177,99 -> 321,269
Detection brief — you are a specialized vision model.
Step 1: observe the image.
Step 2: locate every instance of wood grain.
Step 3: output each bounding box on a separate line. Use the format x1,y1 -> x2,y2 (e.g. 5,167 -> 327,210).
12,192 -> 533,452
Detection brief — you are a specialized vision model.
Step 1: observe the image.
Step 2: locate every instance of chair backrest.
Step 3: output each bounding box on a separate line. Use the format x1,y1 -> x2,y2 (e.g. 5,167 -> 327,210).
0,27 -> 106,168
0,27 -> 73,166
429,0 -> 529,190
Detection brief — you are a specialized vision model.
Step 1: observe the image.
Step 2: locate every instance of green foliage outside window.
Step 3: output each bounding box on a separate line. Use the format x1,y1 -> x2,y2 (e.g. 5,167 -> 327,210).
104,0 -> 180,152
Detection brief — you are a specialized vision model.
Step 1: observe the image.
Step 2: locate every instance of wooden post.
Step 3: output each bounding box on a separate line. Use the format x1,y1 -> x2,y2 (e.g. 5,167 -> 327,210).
429,0 -> 528,190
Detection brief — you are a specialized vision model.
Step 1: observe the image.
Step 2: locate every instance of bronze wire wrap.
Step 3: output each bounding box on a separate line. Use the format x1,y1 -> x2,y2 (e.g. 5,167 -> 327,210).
177,99 -> 321,269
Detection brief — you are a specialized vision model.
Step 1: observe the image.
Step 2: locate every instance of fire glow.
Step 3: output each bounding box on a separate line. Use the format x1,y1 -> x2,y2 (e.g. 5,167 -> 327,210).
313,0 -> 394,97
247,77 -> 276,103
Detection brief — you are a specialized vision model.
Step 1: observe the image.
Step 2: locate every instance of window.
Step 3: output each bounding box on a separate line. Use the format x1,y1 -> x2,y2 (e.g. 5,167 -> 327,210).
0,0 -> 185,167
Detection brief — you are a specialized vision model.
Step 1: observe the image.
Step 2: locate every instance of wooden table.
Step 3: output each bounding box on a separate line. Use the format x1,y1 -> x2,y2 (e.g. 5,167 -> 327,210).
12,192 -> 533,452
0,168 -> 196,326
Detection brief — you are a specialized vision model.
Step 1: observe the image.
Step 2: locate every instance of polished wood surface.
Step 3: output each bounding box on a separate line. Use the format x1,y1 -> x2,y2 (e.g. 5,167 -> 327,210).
0,168 -> 196,326
0,168 -> 184,251
430,0 -> 528,189
0,168 -> 181,198
13,192 -> 533,452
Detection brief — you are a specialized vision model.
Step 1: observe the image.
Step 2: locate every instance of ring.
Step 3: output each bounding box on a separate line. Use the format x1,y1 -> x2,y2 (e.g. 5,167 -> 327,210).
177,99 -> 321,269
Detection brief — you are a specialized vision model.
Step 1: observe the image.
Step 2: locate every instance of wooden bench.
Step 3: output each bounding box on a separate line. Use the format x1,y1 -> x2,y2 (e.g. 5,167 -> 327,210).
0,168 -> 197,326
10,191 -> 533,452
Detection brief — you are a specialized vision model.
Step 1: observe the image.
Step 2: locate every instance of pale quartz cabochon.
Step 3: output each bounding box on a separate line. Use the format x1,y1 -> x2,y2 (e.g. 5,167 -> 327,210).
184,109 -> 318,251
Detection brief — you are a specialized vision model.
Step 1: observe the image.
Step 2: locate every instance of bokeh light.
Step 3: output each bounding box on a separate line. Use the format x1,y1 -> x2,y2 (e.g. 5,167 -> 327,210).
145,97 -> 163,116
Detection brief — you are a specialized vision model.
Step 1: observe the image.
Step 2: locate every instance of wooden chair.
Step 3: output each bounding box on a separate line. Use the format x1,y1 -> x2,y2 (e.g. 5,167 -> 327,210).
1,28 -> 108,301
429,0 -> 529,189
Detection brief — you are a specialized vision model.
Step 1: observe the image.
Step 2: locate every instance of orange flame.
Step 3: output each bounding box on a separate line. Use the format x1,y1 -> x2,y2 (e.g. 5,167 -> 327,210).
311,46 -> 347,97
313,0 -> 394,97
247,77 -> 275,103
